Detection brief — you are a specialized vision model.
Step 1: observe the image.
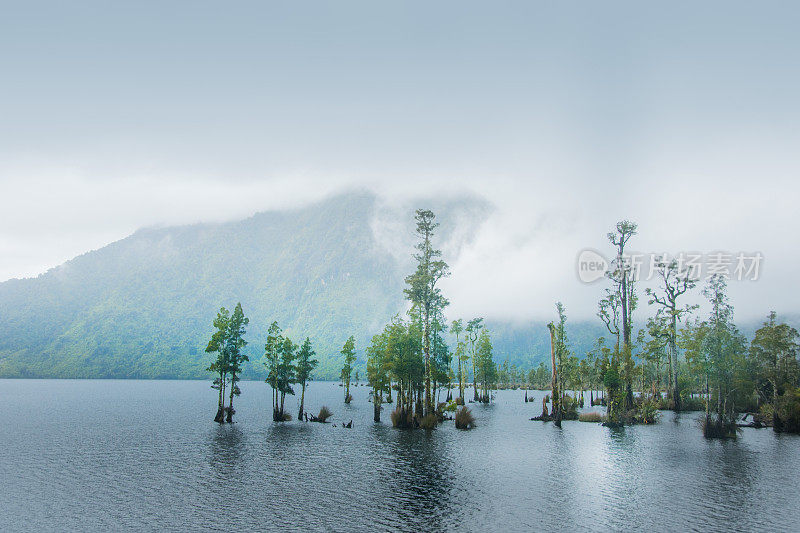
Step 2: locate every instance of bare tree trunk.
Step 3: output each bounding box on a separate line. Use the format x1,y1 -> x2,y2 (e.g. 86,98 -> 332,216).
424,304 -> 431,416
374,390 -> 381,422
548,323 -> 561,428
298,382 -> 306,421
226,372 -> 236,423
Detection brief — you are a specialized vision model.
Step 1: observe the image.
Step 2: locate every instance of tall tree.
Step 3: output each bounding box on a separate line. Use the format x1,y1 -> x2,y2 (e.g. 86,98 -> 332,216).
404,209 -> 450,416
466,317 -> 484,402
366,328 -> 392,422
224,303 -> 249,423
275,337 -> 298,420
264,321 -> 283,421
684,275 -> 747,438
606,220 -> 638,409
550,302 -> 570,426
296,337 -> 318,421
475,329 -> 497,402
206,307 -> 231,423
341,335 -> 356,403
646,258 -> 696,409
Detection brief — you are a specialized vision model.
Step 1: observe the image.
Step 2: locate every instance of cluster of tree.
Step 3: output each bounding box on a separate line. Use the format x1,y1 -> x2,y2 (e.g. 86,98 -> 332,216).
263,322 -> 319,421
206,303 -> 250,423
206,306 -> 319,423
365,209 -> 497,429
543,220 -> 800,437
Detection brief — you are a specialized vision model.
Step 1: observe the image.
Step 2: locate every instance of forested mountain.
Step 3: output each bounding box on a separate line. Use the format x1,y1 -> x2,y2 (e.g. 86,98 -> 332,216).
1,191 -> 790,380
0,192 -> 492,379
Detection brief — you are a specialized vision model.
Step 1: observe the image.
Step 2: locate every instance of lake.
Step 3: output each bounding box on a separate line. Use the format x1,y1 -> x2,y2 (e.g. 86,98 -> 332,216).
1,379 -> 798,532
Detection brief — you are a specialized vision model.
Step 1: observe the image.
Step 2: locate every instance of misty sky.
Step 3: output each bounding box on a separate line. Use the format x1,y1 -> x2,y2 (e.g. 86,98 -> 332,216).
1,1 -> 798,321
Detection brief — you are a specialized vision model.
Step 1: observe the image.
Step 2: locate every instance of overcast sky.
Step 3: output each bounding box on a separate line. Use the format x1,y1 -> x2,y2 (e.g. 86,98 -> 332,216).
1,1 -> 798,322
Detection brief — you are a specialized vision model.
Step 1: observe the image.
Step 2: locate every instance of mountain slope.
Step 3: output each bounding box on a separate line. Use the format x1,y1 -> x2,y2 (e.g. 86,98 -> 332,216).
0,192 -> 490,379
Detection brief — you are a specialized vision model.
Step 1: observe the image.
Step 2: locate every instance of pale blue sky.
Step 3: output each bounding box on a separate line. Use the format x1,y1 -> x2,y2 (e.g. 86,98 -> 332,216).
1,1 -> 798,319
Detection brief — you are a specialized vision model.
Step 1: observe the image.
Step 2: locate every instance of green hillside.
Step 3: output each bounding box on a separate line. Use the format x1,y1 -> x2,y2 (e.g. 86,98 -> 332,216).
8,190 -> 759,380
0,192 -> 495,379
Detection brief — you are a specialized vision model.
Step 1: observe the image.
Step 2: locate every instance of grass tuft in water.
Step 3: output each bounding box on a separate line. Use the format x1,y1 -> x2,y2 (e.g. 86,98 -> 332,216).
455,406 -> 476,430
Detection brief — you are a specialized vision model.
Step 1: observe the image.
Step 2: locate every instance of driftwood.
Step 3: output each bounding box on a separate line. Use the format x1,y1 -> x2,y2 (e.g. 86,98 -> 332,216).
737,412 -> 767,428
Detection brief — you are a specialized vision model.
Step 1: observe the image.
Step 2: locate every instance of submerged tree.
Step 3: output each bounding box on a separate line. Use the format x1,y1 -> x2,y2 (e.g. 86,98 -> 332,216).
296,337 -> 318,421
475,329 -> 497,402
544,302 -> 569,427
404,209 -> 450,416
386,316 -> 424,427
366,327 -> 392,422
206,307 -> 231,423
224,303 -> 249,423
606,220 -> 638,409
205,304 -> 249,423
341,335 -> 356,403
466,317 -> 484,402
275,337 -> 298,420
646,258 -> 696,409
683,275 -> 747,438
264,321 -> 284,421
750,312 -> 800,431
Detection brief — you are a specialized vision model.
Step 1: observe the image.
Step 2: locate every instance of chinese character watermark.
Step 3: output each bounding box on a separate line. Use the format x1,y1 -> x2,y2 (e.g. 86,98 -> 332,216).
576,250 -> 763,284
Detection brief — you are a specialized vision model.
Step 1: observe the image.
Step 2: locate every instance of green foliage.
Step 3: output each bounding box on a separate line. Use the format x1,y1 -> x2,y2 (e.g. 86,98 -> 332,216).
637,399 -> 660,424
296,337 -> 318,389
475,329 -> 497,401
774,388 -> 800,433
205,303 -> 249,421
404,209 -> 450,414
340,335 -> 356,402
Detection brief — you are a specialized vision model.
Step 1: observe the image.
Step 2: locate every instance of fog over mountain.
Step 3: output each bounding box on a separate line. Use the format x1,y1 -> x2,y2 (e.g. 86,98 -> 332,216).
2,191 -> 791,380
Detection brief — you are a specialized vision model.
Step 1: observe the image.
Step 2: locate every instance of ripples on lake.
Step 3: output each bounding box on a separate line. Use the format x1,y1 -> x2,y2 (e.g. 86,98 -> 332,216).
1,380 -> 798,532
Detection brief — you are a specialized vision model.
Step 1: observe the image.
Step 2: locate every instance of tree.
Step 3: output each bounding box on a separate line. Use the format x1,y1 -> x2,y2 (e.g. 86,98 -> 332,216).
451,319 -> 465,400
366,328 -> 392,422
466,317 -> 484,402
386,316 -> 424,427
263,321 -> 284,421
404,209 -> 450,416
475,329 -> 497,402
296,337 -> 318,421
547,302 -> 569,426
341,336 -> 356,403
275,336 -> 298,420
750,312 -> 800,430
206,307 -> 231,423
224,303 -> 249,423
606,220 -> 638,409
684,275 -> 748,438
646,258 -> 696,409
499,358 -> 510,388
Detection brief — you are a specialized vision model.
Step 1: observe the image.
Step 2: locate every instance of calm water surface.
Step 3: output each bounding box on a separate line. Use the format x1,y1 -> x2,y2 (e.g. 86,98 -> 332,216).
1,379 -> 798,532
